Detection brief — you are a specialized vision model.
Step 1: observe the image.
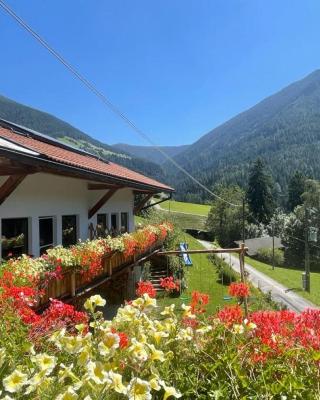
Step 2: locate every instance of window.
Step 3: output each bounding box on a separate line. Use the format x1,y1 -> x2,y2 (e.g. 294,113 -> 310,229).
1,218 -> 29,259
97,214 -> 108,237
62,215 -> 77,247
39,217 -> 54,255
111,213 -> 118,231
121,212 -> 129,233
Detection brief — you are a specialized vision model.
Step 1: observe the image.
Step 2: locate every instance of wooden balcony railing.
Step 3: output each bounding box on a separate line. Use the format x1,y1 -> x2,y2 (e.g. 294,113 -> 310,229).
37,240 -> 163,307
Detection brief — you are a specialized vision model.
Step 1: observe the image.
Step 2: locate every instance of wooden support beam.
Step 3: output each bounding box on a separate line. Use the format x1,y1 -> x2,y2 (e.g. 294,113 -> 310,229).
157,247 -> 248,256
88,183 -> 122,190
0,174 -> 26,205
88,188 -> 118,219
133,193 -> 154,215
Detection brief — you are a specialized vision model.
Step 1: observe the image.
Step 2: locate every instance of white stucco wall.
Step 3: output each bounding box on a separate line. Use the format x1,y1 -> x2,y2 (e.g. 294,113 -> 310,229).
0,173 -> 135,257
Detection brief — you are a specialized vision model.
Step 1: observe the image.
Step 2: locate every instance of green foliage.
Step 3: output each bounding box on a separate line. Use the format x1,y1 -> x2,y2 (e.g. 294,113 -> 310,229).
247,158 -> 275,224
206,185 -> 245,246
282,179 -> 320,268
208,254 -> 238,284
287,171 -> 306,211
255,248 -> 284,267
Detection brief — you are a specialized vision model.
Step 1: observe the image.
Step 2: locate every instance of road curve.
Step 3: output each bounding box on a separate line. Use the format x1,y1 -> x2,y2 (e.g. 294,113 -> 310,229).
198,240 -> 317,313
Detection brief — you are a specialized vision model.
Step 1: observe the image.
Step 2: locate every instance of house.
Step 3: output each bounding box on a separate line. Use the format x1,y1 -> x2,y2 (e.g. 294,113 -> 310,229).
235,236 -> 283,257
0,119 -> 174,259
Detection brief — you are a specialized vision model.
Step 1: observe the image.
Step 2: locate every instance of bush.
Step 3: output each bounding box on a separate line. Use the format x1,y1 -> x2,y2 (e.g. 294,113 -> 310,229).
256,247 -> 284,266
208,254 -> 238,284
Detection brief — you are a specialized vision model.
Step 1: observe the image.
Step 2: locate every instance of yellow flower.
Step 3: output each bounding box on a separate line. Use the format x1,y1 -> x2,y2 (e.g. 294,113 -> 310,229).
56,386 -> 78,400
148,344 -> 165,362
160,382 -> 182,400
3,370 -> 28,393
127,378 -> 151,400
86,361 -> 111,385
98,332 -> 120,355
129,339 -> 148,362
160,304 -> 175,316
77,346 -> 91,366
232,324 -> 244,334
153,330 -> 169,345
61,336 -> 84,354
31,353 -> 56,374
84,295 -> 106,312
116,305 -> 139,321
142,293 -> 157,308
132,297 -> 145,309
149,377 -> 161,391
109,371 -> 127,394
24,371 -> 46,394
181,304 -> 195,319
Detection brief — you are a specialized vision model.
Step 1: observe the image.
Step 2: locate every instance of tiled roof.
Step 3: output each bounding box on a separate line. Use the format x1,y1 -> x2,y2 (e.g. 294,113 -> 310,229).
0,126 -> 174,192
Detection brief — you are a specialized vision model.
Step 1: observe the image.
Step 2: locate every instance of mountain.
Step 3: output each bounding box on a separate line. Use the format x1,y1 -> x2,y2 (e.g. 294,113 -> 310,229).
163,70 -> 320,202
113,143 -> 190,165
0,95 -> 165,182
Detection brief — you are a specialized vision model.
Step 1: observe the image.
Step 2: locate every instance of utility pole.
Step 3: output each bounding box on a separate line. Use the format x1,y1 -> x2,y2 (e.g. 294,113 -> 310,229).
242,197 -> 245,244
304,207 -> 310,292
272,219 -> 275,270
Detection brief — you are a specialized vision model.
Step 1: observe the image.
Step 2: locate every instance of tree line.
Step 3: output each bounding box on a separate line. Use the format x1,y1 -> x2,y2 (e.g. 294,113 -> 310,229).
206,158 -> 320,270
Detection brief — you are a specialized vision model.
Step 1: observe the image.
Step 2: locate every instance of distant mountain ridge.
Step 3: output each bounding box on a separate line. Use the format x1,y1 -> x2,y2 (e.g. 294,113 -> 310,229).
113,143 -> 190,165
163,70 -> 320,202
0,95 -> 165,182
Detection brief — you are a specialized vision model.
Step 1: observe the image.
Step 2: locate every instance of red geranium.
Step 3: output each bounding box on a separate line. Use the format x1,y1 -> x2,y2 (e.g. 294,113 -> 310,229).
136,281 -> 156,298
228,282 -> 250,298
190,291 -> 209,314
160,276 -> 179,292
217,304 -> 243,326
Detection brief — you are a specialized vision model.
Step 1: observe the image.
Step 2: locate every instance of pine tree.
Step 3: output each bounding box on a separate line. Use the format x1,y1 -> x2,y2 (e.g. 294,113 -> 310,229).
287,171 -> 306,211
246,158 -> 275,224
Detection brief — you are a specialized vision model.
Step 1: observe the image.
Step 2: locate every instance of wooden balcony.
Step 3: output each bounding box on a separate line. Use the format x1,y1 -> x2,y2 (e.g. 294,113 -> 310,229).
37,239 -> 163,307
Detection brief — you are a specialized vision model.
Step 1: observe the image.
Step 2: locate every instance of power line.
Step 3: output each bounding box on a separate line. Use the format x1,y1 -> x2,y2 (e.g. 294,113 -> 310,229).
0,0 -> 240,208
2,0 -> 320,254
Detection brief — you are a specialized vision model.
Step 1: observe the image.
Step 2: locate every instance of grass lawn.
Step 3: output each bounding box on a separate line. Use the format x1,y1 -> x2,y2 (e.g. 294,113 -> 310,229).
157,234 -> 235,314
169,213 -> 207,230
245,257 -> 320,306
160,200 -> 211,216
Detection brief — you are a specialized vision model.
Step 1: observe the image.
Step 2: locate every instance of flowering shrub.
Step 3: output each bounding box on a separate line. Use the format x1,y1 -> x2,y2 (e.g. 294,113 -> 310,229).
228,281 -> 250,299
2,293 -> 320,398
160,276 -> 180,293
136,280 -> 156,298
190,291 -> 209,314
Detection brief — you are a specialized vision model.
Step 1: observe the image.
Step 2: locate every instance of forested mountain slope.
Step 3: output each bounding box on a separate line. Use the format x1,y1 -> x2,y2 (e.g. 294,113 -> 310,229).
164,70 -> 320,202
0,95 -> 165,182
113,143 -> 189,165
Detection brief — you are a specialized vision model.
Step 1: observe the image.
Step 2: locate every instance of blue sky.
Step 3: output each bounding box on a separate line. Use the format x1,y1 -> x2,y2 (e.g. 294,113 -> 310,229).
1,0 -> 320,146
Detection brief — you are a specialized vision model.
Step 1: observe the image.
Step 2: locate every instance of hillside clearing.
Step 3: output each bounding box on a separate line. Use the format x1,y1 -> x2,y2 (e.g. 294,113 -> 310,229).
160,200 -> 211,216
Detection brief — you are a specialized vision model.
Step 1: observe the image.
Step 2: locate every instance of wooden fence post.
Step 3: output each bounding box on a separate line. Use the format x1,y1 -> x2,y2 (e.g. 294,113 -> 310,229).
71,272 -> 76,297
239,243 -> 248,318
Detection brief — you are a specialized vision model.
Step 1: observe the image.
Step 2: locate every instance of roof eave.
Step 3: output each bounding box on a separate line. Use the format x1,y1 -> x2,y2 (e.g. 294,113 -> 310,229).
0,147 -> 175,194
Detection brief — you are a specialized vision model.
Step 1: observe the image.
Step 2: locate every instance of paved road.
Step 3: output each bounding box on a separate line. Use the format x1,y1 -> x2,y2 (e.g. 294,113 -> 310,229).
198,240 -> 317,313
